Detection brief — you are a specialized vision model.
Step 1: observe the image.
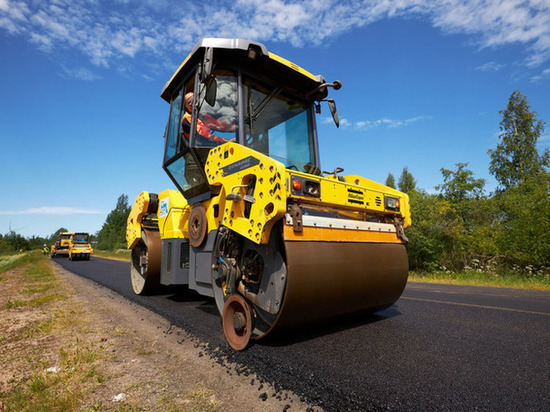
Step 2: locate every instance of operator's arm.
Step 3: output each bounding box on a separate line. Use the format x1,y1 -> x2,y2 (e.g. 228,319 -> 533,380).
181,113 -> 233,143
181,114 -> 191,139
201,113 -> 237,133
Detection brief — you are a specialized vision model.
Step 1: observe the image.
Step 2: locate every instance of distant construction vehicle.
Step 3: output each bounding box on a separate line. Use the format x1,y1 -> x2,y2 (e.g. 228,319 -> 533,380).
50,232 -> 73,258
51,232 -> 92,261
68,232 -> 92,261
127,38 -> 411,350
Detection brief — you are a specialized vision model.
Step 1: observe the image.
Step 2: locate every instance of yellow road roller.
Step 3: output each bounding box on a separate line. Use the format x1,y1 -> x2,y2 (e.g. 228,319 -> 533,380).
51,232 -> 74,258
127,38 -> 411,350
68,232 -> 92,261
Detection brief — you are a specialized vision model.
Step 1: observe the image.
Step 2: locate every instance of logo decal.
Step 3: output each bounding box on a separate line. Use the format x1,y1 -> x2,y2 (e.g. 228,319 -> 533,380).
159,197 -> 169,218
222,156 -> 260,176
347,188 -> 365,205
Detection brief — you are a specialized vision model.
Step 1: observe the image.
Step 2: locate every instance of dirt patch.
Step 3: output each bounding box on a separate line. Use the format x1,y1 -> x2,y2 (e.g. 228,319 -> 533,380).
0,258 -> 315,411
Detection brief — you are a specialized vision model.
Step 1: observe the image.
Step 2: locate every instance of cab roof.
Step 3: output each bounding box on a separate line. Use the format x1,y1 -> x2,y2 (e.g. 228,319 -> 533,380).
161,38 -> 326,102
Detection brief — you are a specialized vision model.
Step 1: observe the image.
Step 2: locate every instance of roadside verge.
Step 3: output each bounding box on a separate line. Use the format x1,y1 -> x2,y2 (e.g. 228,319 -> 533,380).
0,253 -> 312,411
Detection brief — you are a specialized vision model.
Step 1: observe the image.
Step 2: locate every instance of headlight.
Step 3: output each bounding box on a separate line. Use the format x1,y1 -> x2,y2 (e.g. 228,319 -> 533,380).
384,196 -> 400,211
291,176 -> 320,198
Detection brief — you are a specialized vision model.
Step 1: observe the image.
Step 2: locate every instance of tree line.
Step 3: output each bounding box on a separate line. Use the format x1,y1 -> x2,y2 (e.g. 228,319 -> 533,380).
0,195 -> 131,254
388,91 -> 549,273
2,91 -> 548,276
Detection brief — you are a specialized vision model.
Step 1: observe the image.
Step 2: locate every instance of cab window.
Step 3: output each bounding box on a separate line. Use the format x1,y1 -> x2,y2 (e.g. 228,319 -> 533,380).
163,77 -> 212,202
164,89 -> 182,163
192,71 -> 238,148
243,79 -> 316,173
73,234 -> 88,242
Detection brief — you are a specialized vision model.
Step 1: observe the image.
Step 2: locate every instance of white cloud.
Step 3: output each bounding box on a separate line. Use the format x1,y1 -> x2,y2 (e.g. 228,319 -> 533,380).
111,27 -> 144,57
339,118 -> 351,128
29,31 -> 53,51
0,207 -> 105,215
62,66 -> 101,81
430,0 -> 550,67
530,68 -> 550,82
336,115 -> 432,130
0,0 -> 549,74
0,0 -> 29,33
475,61 -> 505,72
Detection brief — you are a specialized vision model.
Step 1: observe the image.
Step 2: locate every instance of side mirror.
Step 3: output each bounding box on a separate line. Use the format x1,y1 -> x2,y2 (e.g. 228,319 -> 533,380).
328,99 -> 339,128
200,47 -> 216,107
205,77 -> 217,107
201,47 -> 213,82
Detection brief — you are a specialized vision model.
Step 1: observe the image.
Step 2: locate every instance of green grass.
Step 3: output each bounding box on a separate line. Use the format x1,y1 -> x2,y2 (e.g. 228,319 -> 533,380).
3,253 -> 64,309
183,383 -> 221,412
5,293 -> 64,309
5,355 -> 93,412
0,251 -> 107,412
22,284 -> 55,294
0,250 -> 226,412
0,252 -> 33,274
92,249 -> 131,261
409,269 -> 550,290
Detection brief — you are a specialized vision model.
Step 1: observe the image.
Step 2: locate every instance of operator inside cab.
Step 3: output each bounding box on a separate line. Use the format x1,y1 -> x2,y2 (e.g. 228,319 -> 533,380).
180,91 -> 235,146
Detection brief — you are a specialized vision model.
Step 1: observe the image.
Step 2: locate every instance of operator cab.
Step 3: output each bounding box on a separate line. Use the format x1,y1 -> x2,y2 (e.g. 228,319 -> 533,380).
72,233 -> 89,243
161,38 -> 339,204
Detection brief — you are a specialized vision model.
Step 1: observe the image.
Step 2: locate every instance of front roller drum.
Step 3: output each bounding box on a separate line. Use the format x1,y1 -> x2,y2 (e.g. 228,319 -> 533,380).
212,225 -> 408,348
222,295 -> 255,351
275,241 -> 409,329
130,229 -> 161,295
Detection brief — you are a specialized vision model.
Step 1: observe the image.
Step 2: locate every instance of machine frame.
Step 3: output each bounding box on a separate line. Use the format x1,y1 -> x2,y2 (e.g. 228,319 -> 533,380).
127,38 -> 411,350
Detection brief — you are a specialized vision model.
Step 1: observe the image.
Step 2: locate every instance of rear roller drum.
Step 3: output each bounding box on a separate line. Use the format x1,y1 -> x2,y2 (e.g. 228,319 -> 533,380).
130,229 -> 161,295
222,295 -> 254,351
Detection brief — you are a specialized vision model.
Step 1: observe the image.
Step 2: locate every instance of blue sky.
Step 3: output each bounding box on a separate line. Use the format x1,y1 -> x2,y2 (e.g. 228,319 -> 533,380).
1,0 -> 549,238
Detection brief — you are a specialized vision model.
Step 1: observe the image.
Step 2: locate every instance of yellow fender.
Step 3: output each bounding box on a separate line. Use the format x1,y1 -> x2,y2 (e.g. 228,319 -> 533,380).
126,191 -> 155,249
205,143 -> 287,245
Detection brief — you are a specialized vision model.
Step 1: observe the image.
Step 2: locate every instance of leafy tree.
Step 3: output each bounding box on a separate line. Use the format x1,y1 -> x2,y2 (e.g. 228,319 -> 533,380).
0,233 -> 10,255
96,194 -> 132,250
433,163 -> 499,268
436,163 -> 485,202
494,173 -> 550,266
405,163 -> 500,271
488,90 -> 549,190
385,172 -> 396,188
28,235 -> 49,250
398,166 -> 416,194
406,190 -> 462,270
3,231 -> 30,252
487,91 -> 550,267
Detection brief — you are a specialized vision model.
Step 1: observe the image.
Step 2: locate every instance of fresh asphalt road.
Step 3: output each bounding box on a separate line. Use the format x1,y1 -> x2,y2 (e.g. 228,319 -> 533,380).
54,256 -> 550,411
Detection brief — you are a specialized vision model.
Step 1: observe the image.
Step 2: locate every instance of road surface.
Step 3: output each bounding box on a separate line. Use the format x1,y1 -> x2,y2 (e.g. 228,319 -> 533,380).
54,256 -> 550,411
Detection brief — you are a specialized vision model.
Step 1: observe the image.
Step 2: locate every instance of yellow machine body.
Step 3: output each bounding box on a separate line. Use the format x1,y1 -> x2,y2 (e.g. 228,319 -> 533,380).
51,232 -> 74,257
68,232 -> 92,261
127,38 -> 411,350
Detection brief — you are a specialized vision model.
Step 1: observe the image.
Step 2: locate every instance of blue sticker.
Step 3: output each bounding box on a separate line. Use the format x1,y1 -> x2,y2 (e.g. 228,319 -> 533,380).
159,197 -> 169,218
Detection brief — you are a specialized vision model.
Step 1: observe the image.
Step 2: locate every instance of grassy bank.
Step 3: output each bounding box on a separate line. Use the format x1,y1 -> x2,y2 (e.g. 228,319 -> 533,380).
92,249 -> 131,261
0,251 -> 302,412
409,269 -> 550,290
0,251 -> 225,411
0,251 -> 105,411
